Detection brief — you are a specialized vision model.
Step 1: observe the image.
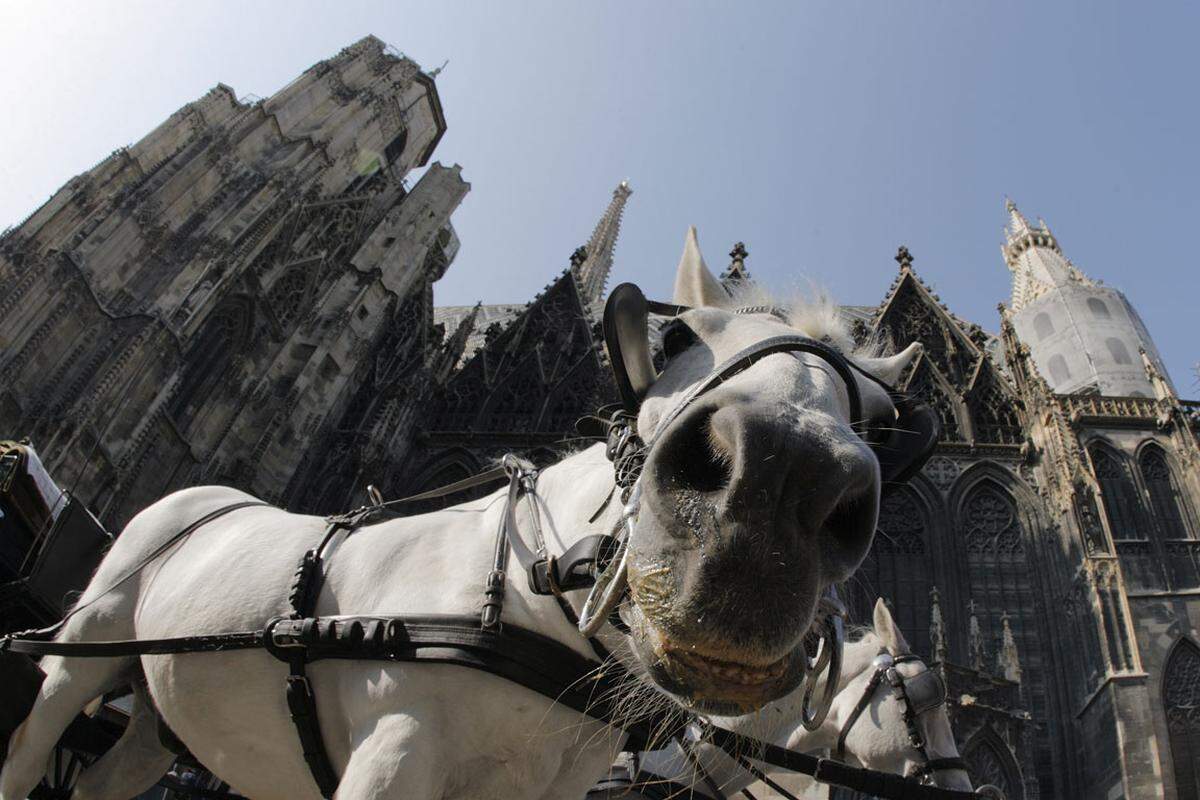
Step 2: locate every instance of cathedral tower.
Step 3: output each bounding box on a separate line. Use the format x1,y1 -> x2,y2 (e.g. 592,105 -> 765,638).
1002,200 -> 1171,397
571,179 -> 631,308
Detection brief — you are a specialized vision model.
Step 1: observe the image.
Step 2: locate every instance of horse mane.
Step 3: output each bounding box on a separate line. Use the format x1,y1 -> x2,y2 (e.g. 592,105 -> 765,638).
723,282 -> 881,358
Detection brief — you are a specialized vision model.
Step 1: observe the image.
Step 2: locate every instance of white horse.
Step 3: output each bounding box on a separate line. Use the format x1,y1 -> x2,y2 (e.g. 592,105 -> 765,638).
1,228 -> 922,800
592,599 -> 974,799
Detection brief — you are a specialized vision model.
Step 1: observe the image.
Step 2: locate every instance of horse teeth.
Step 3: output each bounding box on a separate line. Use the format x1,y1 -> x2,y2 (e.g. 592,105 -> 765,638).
672,650 -> 788,685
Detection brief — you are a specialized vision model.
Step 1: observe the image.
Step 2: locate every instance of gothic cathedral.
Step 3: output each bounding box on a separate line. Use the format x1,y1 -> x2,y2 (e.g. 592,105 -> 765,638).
2,38 -> 1198,800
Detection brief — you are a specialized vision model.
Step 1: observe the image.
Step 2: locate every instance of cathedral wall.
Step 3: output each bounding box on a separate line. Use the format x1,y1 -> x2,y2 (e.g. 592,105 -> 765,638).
1126,595 -> 1200,800
1077,683 -> 1139,800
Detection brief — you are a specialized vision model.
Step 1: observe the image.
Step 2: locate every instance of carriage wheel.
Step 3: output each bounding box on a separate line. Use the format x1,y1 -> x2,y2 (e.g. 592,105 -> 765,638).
28,743 -> 91,799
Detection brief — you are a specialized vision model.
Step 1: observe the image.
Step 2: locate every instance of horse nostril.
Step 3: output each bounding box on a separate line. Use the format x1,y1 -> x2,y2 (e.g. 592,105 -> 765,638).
820,487 -> 878,577
826,495 -> 871,538
660,409 -> 732,494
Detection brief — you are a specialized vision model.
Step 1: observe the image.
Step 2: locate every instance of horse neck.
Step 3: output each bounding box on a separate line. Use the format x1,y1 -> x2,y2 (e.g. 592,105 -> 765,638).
527,442 -> 624,549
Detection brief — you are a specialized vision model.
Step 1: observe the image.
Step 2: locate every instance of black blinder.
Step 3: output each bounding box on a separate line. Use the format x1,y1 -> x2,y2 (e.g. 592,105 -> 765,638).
603,283 -> 656,413
872,390 -> 940,495
901,667 -> 948,717
603,283 -> 688,413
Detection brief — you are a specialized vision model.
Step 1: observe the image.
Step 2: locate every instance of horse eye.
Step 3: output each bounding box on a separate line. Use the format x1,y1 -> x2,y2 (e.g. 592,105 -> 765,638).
661,321 -> 697,360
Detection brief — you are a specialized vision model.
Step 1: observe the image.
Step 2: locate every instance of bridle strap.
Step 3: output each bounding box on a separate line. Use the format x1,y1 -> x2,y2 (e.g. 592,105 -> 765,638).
835,652 -> 966,784
911,757 -> 971,781
835,667 -> 888,761
646,334 -> 865,445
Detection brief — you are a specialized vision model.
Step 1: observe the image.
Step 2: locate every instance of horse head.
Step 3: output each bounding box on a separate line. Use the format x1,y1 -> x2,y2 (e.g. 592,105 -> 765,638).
792,599 -> 976,792
605,228 -> 932,715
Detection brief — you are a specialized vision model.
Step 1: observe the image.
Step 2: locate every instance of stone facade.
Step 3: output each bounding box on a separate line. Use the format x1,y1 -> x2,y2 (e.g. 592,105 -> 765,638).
3,38 -> 1199,800
0,36 -> 468,528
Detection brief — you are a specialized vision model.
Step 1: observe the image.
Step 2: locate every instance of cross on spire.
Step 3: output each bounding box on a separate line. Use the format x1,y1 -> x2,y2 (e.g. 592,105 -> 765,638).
719,241 -> 752,289
895,245 -> 914,271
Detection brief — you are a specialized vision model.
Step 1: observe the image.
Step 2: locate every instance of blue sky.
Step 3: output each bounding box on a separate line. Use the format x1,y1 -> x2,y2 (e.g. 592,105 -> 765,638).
2,1 -> 1197,390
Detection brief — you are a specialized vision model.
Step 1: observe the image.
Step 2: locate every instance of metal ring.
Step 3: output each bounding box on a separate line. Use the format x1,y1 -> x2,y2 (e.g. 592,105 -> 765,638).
800,610 -> 844,730
577,538 -> 629,637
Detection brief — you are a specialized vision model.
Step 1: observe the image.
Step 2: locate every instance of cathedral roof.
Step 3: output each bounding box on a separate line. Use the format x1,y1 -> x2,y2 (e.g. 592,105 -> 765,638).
433,303 -> 526,368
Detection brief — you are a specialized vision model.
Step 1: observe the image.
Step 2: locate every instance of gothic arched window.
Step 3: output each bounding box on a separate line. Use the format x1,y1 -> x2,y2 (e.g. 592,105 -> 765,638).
1090,445 -> 1148,540
964,485 -> 1027,650
170,298 -> 252,423
1047,354 -> 1071,384
266,267 -> 313,330
383,128 -> 408,165
1106,337 -> 1132,365
961,482 -> 1048,792
856,489 -> 931,656
1088,297 -> 1111,319
1164,639 -> 1200,800
963,738 -> 1022,800
968,381 -> 1022,445
1033,312 -> 1055,340
1140,446 -> 1195,540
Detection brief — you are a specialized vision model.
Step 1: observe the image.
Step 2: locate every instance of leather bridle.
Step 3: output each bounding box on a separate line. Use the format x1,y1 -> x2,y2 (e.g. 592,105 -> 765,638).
597,282 -> 940,497
835,651 -> 969,784
575,283 -> 942,727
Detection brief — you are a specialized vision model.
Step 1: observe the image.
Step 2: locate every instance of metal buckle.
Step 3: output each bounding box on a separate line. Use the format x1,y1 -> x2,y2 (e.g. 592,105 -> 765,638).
267,618 -> 310,649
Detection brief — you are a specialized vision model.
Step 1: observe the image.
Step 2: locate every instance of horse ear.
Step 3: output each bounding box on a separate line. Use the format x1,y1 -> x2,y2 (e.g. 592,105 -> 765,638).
873,598 -> 912,656
672,227 -> 729,308
856,342 -> 922,386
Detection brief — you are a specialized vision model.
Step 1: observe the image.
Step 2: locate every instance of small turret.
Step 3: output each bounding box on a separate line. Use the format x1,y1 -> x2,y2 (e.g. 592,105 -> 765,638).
997,612 -> 1022,683
929,585 -> 948,664
967,598 -> 986,672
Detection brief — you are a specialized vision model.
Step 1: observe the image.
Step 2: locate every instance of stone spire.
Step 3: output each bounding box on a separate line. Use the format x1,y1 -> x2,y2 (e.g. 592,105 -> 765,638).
1140,347 -> 1175,402
930,586 -> 948,664
997,612 -> 1022,683
967,598 -> 986,672
437,302 -> 481,379
572,180 -> 632,307
719,242 -> 752,290
1005,197 -> 1033,239
1001,198 -> 1082,311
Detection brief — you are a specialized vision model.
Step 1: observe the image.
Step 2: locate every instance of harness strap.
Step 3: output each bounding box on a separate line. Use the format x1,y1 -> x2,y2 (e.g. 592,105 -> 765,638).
2,500 -> 270,644
678,737 -> 729,800
372,465 -> 509,509
701,725 -> 978,800
835,668 -> 887,761
912,757 -> 971,782
732,754 -> 803,800
1,631 -> 262,658
284,661 -> 339,798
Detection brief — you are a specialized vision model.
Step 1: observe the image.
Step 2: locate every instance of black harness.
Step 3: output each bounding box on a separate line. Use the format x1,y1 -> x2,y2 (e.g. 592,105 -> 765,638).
0,284 -> 977,800
593,652 -> 968,800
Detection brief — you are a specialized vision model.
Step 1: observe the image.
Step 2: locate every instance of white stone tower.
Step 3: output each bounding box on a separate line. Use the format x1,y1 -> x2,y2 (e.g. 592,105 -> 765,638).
1002,199 -> 1172,397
